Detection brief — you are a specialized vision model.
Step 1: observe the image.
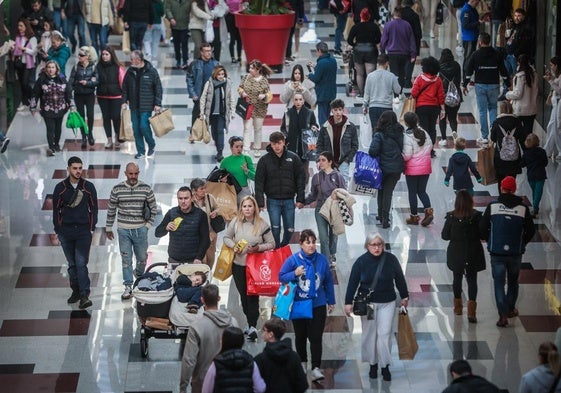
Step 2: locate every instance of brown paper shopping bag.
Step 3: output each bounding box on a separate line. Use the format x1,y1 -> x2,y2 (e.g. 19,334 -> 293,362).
397,308 -> 419,360
205,181 -> 237,221
476,145 -> 497,185
119,107 -> 134,141
149,109 -> 175,137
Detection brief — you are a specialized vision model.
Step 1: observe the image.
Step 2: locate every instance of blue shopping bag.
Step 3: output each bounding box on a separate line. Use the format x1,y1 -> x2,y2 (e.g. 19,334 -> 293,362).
353,151 -> 383,189
272,282 -> 296,320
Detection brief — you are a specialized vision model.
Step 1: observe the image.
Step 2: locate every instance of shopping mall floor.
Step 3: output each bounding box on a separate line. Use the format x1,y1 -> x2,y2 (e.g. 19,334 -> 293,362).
0,8 -> 559,393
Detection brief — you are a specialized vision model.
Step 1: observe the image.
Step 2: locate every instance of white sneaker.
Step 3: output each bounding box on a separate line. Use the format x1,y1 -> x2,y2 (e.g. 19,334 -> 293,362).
430,29 -> 435,39
121,285 -> 133,300
438,139 -> 447,147
247,326 -> 258,341
476,137 -> 488,144
17,104 -> 28,112
104,140 -> 113,149
452,131 -> 458,140
311,367 -> 325,381
392,97 -> 401,105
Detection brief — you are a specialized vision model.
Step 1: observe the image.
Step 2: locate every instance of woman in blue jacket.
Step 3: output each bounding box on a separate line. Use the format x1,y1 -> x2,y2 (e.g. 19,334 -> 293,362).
279,229 -> 335,383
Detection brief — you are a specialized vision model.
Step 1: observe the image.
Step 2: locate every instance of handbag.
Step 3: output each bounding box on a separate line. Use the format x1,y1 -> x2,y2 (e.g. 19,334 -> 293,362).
397,306 -> 419,360
207,195 -> 226,232
235,96 -> 254,120
119,107 -> 134,141
290,298 -> 313,320
352,253 -> 386,316
435,1 -> 445,25
149,109 -> 175,137
213,244 -> 234,281
476,145 -> 497,185
272,282 -> 297,320
400,96 -> 416,123
246,245 -> 292,296
205,181 -> 238,220
301,128 -> 319,161
353,151 -> 383,189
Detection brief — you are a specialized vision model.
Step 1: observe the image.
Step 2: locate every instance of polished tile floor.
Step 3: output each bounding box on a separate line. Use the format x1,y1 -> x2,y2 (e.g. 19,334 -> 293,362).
0,8 -> 560,393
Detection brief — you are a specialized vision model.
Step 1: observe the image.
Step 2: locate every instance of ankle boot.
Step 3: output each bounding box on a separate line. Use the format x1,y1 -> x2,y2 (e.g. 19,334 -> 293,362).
467,300 -> 477,323
406,214 -> 420,225
81,136 -> 87,149
369,363 -> 378,379
381,365 -> 391,381
421,207 -> 434,226
87,134 -> 95,146
454,298 -> 463,315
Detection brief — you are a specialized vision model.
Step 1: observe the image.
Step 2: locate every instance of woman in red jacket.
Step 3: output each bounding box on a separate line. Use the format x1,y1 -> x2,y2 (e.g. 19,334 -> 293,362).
411,56 -> 445,157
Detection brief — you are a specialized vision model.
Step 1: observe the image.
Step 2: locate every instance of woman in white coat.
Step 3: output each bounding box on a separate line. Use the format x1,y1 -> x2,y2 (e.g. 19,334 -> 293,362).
505,54 -> 538,137
190,0 -> 214,59
544,56 -> 561,160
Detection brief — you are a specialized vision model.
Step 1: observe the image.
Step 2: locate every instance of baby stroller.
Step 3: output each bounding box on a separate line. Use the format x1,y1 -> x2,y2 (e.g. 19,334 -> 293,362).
345,47 -> 358,97
134,258 -> 211,358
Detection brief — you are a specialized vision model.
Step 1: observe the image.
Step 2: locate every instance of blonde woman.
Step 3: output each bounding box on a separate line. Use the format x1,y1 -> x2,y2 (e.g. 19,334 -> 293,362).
237,59 -> 273,156
222,195 -> 275,341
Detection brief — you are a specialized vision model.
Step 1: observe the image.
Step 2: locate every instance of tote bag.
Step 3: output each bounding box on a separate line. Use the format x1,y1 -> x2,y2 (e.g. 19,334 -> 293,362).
213,244 -> 234,281
397,307 -> 419,360
119,108 -> 134,141
149,108 -> 175,137
353,151 -> 383,189
235,97 -> 253,120
246,245 -> 292,296
272,282 -> 297,320
205,181 -> 238,220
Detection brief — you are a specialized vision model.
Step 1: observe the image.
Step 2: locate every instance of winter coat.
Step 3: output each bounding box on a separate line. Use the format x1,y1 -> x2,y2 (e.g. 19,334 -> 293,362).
122,0 -> 154,24
85,0 -> 113,26
280,105 -> 318,159
165,0 -> 192,30
519,364 -> 561,393
402,127 -> 432,176
308,52 -> 337,103
441,374 -> 500,393
189,0 -> 213,30
254,337 -> 309,393
445,151 -> 481,190
369,123 -> 405,174
187,57 -> 220,99
31,72 -> 73,118
490,114 -> 525,177
411,73 -> 445,108
464,46 -> 509,87
200,77 -> 236,130
521,147 -> 548,182
211,349 -> 258,393
122,61 -> 163,111
442,210 -> 486,274
319,188 -> 356,235
439,59 -> 463,104
237,74 -> 271,118
460,2 -> 480,42
279,78 -> 317,109
254,146 -> 306,207
47,44 -> 71,75
96,61 -> 124,98
505,69 -> 539,117
316,115 -> 358,165
68,61 -> 98,96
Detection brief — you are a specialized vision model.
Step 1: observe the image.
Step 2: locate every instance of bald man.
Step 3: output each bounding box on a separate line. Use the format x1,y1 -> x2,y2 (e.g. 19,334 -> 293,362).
106,162 -> 158,299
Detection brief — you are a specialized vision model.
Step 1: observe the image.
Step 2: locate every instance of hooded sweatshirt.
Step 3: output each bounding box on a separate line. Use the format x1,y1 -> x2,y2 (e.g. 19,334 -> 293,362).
519,364 -> 561,393
444,151 -> 481,190
254,337 -> 309,393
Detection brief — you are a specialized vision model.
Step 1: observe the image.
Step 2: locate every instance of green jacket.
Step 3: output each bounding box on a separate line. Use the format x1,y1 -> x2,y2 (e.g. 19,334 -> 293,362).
164,0 -> 192,30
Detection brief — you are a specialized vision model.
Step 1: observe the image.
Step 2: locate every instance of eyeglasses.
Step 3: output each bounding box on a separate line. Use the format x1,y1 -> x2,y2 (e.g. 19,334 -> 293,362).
78,53 -> 87,57
368,242 -> 384,248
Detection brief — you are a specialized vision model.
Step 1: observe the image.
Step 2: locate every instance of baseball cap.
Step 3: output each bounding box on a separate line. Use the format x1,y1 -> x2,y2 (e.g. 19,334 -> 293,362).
500,176 -> 517,193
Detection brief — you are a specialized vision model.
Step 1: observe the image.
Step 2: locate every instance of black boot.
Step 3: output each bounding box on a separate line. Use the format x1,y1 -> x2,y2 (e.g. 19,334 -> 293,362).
369,364 -> 378,379
87,133 -> 95,146
81,136 -> 87,149
381,365 -> 391,381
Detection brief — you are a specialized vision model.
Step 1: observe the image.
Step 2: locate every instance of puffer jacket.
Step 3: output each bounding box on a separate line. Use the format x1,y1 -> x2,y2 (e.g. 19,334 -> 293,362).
441,210 -> 486,274
319,188 -> 356,235
402,127 -> 432,176
189,0 -> 212,30
96,61 -> 124,98
122,61 -> 163,111
316,115 -> 359,164
69,61 -> 98,96
369,123 -> 405,174
411,73 -> 445,108
200,77 -> 236,130
505,69 -> 538,116
439,60 -> 463,104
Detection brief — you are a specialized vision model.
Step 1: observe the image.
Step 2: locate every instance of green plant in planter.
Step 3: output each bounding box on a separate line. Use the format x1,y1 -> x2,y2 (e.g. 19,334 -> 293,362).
240,0 -> 292,15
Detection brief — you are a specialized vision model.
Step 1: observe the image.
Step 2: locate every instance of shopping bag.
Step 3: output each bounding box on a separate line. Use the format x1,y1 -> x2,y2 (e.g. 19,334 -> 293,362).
149,108 -> 175,137
246,245 -> 292,296
119,107 -> 134,141
290,298 -> 313,320
397,307 -> 419,360
190,117 -> 207,142
353,151 -> 383,189
348,176 -> 378,196
205,181 -> 238,220
360,114 -> 372,149
272,282 -> 296,320
476,145 -> 497,185
213,244 -> 234,281
113,17 -> 124,35
301,128 -> 319,161
202,119 -> 211,144
205,20 -> 214,42
122,30 -> 131,54
66,111 -> 89,136
235,97 -> 253,120
400,96 -> 416,123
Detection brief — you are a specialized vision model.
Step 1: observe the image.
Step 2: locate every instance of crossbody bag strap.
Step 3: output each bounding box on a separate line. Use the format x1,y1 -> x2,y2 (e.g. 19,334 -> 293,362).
368,253 -> 386,293
206,194 -> 213,211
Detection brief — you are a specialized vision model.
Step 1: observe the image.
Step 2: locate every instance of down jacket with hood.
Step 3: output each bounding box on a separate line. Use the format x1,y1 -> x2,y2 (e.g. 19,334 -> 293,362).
369,123 -> 405,174
444,151 -> 481,190
519,364 -> 561,393
122,60 -> 163,112
254,337 -> 309,393
319,188 -> 356,235
411,73 -> 445,108
402,127 -> 432,176
505,69 -> 539,117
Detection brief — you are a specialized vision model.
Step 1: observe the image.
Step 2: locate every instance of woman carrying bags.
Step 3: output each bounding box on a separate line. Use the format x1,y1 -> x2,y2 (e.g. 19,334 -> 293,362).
279,229 -> 335,382
441,190 -> 486,323
200,65 -> 236,162
222,195 -> 275,341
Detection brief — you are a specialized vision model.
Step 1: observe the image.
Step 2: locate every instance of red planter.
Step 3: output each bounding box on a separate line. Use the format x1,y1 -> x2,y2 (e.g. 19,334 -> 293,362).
235,12 -> 295,71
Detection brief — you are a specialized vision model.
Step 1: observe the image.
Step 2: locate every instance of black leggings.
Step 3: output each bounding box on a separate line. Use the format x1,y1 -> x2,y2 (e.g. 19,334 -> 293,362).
97,97 -> 122,139
232,263 -> 259,328
44,116 -> 63,150
439,104 -> 460,138
16,66 -> 34,106
74,94 -> 95,138
416,105 -> 440,146
453,270 -> 478,300
292,306 -> 327,369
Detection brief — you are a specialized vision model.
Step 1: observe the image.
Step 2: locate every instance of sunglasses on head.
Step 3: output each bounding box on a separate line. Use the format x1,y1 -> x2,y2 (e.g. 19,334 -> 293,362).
78,53 -> 87,57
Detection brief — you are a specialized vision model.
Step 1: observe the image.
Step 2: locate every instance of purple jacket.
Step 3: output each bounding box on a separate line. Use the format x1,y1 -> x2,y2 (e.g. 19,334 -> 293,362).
380,18 -> 416,58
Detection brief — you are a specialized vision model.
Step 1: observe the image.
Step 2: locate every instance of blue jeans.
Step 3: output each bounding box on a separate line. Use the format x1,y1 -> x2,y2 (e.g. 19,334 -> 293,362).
474,84 -> 499,139
131,110 -> 155,155
369,107 -> 389,131
267,198 -> 295,248
334,13 -> 347,52
53,9 -> 63,36
88,23 -> 109,53
210,114 -> 226,154
65,14 -> 86,50
58,227 -> 92,297
491,254 -> 522,316
143,23 -> 163,60
129,21 -> 148,51
315,208 -> 337,259
405,174 -> 431,215
504,54 -> 517,77
529,179 -> 545,211
338,161 -> 350,185
317,101 -> 330,126
117,227 -> 148,286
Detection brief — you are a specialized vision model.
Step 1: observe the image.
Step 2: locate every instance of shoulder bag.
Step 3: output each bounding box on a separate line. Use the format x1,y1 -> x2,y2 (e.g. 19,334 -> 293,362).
207,194 -> 226,233
352,253 -> 386,315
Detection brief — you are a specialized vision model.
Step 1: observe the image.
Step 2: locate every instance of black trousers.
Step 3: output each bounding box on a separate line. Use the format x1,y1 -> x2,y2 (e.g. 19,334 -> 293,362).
16,66 -> 34,106
416,105 -> 440,146
439,104 -> 461,137
225,13 -> 242,59
97,97 -> 122,139
453,270 -> 478,300
388,53 -> 410,90
232,263 -> 259,328
44,116 -> 63,149
171,28 -> 190,65
377,172 -> 402,222
74,94 -> 95,138
292,305 -> 327,369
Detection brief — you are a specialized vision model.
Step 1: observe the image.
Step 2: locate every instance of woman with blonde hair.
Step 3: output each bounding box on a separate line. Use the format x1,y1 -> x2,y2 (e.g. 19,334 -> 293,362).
238,59 -> 273,156
222,195 -> 275,341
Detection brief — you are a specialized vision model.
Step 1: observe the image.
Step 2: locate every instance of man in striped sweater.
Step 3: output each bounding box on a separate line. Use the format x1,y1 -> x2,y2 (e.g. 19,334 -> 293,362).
105,162 -> 158,299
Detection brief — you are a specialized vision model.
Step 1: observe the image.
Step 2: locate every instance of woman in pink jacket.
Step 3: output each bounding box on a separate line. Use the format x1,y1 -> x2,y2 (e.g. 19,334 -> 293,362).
402,112 -> 434,226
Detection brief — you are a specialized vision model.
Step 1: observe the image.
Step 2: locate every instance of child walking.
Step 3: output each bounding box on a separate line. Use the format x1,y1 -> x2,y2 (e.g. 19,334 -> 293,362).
521,133 -> 548,217
444,137 -> 482,195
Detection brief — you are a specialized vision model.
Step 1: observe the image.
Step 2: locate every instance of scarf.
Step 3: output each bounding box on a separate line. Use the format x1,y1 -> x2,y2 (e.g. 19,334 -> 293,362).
14,35 -> 34,69
211,78 -> 226,115
294,250 -> 318,300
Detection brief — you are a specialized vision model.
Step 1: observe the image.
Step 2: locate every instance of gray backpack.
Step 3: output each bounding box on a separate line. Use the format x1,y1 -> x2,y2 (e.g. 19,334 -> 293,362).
499,125 -> 520,161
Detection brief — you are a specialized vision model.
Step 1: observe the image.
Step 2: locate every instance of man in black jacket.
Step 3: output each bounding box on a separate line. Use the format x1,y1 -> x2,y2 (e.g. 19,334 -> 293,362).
122,50 -> 163,159
122,0 -> 154,51
53,156 -> 98,309
255,318 -> 309,393
255,131 -> 306,248
441,360 -> 501,392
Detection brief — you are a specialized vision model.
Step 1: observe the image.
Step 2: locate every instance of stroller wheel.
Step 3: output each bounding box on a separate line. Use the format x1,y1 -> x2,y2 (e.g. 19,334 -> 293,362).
140,337 -> 149,357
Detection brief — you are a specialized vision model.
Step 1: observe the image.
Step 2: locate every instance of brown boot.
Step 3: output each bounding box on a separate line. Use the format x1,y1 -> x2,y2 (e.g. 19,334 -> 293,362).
421,208 -> 434,226
406,215 -> 420,225
467,300 -> 477,323
454,298 -> 463,315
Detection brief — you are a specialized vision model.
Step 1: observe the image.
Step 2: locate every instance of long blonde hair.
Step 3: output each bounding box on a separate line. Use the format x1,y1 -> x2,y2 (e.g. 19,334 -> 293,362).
235,195 -> 264,236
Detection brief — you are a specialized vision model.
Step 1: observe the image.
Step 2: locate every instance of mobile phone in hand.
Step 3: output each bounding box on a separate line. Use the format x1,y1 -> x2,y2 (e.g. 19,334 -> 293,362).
307,65 -> 312,73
